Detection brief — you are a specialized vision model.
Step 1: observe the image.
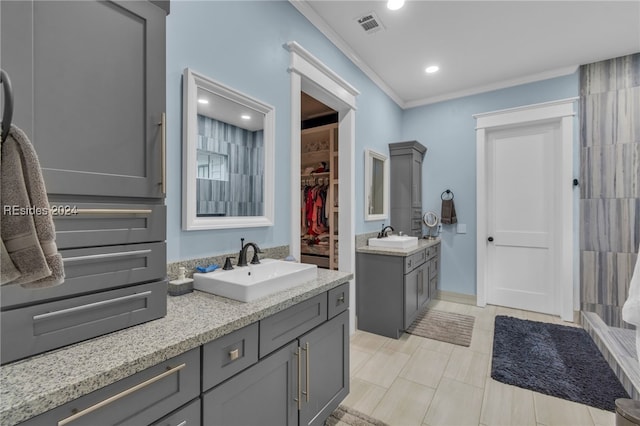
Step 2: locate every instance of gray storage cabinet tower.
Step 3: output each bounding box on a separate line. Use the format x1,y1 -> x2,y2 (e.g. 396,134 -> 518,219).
389,141 -> 427,237
0,0 -> 168,364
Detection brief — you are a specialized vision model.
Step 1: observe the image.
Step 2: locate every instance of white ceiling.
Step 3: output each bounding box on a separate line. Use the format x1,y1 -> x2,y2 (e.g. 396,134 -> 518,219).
291,0 -> 640,108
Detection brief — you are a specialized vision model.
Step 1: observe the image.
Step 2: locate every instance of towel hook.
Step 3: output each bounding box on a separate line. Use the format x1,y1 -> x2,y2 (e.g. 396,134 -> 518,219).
441,189 -> 454,200
1,69 -> 14,144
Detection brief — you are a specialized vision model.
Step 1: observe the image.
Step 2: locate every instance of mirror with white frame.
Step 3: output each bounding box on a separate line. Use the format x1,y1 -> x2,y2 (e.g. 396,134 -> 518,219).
364,149 -> 389,221
182,68 -> 274,230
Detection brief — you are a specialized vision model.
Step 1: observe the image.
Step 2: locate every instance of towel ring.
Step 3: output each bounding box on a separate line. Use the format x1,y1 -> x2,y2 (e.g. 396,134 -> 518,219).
441,189 -> 454,200
1,69 -> 14,144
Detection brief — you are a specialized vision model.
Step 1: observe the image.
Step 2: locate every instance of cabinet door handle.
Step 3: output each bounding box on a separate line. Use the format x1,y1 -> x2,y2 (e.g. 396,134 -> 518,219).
159,112 -> 167,195
229,348 -> 239,361
57,363 -> 186,426
294,347 -> 302,410
302,342 -> 310,402
176,422 -> 187,426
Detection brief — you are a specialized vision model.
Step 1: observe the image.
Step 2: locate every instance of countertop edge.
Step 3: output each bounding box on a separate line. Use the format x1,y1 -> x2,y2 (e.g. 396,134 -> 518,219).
356,238 -> 440,256
0,271 -> 353,426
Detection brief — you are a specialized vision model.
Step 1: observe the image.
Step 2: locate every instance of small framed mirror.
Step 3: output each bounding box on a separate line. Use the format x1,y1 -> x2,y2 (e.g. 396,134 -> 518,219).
182,68 -> 274,230
364,149 -> 389,221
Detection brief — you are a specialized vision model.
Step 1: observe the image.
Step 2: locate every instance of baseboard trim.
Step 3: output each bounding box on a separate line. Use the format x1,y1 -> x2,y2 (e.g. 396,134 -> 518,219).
436,290 -> 477,306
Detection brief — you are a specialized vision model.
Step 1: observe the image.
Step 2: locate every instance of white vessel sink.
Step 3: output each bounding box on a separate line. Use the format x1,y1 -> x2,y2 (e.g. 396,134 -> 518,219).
368,235 -> 419,249
193,259 -> 318,302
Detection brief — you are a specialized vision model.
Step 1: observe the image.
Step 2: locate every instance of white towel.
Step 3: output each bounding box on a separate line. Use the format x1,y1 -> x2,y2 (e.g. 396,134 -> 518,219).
1,124 -> 64,287
622,243 -> 640,362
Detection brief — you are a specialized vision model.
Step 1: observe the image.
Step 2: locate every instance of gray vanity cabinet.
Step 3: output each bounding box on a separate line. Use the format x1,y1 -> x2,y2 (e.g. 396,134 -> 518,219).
0,0 -> 166,198
389,141 -> 427,237
357,244 -> 439,339
0,0 -> 169,364
203,288 -> 350,426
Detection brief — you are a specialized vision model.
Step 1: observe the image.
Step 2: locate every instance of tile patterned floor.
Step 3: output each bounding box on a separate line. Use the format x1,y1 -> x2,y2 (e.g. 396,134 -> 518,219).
344,300 -> 616,426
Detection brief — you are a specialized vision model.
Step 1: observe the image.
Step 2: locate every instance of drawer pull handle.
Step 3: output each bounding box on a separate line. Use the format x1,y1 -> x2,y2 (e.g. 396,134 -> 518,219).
34,291 -> 152,322
57,363 -> 186,426
337,294 -> 345,304
63,249 -> 152,263
176,422 -> 187,426
72,208 -> 153,216
229,348 -> 239,361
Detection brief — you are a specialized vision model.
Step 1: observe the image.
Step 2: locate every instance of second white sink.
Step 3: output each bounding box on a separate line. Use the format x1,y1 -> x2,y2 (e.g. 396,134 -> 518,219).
193,259 -> 318,302
368,235 -> 419,249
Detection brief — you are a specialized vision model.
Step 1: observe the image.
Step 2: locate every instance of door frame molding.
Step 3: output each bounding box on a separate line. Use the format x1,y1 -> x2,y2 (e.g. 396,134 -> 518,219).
474,98 -> 577,321
286,41 -> 359,333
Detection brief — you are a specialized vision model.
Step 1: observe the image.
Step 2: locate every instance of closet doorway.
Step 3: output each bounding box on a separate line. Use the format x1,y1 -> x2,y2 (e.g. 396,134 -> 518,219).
300,94 -> 339,270
286,41 -> 359,333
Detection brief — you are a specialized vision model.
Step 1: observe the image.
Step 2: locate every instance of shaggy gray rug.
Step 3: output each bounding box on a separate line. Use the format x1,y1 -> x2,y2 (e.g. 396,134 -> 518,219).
325,405 -> 389,426
491,315 -> 629,412
406,309 -> 475,346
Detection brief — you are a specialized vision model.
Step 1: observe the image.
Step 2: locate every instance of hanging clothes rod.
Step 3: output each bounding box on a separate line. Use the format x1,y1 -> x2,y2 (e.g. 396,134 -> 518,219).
1,69 -> 14,144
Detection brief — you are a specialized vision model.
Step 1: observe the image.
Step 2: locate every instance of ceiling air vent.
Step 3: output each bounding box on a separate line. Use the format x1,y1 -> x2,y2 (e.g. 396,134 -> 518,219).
356,11 -> 384,34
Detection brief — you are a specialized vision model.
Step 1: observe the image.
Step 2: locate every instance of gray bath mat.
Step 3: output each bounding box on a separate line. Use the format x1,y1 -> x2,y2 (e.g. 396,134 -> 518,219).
491,315 -> 629,412
406,309 -> 475,346
325,405 -> 389,426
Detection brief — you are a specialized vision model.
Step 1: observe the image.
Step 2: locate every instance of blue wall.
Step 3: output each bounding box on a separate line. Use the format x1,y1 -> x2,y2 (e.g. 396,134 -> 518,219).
401,73 -> 580,296
167,1 -> 581,298
166,1 -> 403,261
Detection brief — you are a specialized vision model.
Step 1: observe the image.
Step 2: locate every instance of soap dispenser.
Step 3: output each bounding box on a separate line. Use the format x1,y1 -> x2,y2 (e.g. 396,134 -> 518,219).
168,266 -> 194,296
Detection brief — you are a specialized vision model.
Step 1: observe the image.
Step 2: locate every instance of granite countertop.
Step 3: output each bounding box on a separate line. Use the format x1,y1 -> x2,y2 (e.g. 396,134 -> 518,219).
0,269 -> 353,426
356,237 -> 440,257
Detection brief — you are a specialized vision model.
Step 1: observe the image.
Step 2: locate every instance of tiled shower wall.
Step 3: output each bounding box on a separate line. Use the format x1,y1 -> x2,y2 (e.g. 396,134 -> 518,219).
196,115 -> 265,216
580,53 -> 640,328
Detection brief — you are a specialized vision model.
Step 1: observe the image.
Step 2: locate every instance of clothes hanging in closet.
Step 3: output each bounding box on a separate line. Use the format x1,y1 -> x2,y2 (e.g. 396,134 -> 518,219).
301,183 -> 329,237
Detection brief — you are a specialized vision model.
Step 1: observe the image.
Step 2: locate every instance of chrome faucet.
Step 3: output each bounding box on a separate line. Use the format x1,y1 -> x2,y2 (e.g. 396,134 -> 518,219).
377,224 -> 394,238
237,238 -> 263,267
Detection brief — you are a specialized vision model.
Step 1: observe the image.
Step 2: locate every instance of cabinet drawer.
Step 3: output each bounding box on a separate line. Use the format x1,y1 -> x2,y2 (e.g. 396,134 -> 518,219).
18,348 -> 199,426
1,242 -> 166,309
328,283 -> 349,319
151,398 -> 200,426
411,219 -> 423,231
53,202 -> 166,249
1,280 -> 167,364
426,244 -> 439,260
203,322 -> 259,391
260,293 -> 327,357
405,250 -> 426,273
412,208 -> 422,219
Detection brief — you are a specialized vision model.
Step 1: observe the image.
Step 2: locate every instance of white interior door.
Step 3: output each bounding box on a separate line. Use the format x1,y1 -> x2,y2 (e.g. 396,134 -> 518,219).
486,121 -> 560,315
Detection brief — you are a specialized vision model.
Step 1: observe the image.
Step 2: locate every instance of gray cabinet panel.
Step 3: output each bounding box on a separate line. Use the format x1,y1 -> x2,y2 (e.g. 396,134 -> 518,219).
404,266 -> 420,328
202,322 -> 259,391
417,263 -> 429,309
389,141 -> 427,236
203,341 -> 298,426
1,0 -> 166,198
2,242 -> 166,308
53,203 -> 166,249
356,253 -> 404,338
1,280 -> 167,364
18,348 -> 199,426
299,311 -> 349,426
260,293 -> 327,357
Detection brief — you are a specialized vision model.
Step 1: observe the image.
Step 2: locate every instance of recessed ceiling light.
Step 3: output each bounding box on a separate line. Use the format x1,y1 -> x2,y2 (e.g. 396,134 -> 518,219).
241,114 -> 251,120
198,98 -> 209,104
387,0 -> 404,10
425,65 -> 440,74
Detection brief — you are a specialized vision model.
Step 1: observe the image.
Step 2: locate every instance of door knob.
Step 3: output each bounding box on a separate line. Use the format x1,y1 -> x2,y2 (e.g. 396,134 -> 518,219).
487,236 -> 494,242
